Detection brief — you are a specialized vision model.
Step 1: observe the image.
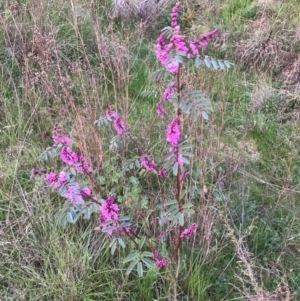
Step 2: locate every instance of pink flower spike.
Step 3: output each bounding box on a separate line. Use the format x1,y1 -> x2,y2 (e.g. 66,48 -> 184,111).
52,124 -> 71,146
158,169 -> 167,178
166,60 -> 180,74
141,155 -> 156,171
180,223 -> 197,238
156,102 -> 165,118
60,146 -> 77,166
58,171 -> 67,183
162,82 -> 176,101
66,184 -> 85,205
166,117 -> 180,146
156,258 -> 167,268
113,117 -> 126,135
45,172 -> 60,188
180,170 -> 188,182
101,195 -> 119,221
31,168 -> 40,176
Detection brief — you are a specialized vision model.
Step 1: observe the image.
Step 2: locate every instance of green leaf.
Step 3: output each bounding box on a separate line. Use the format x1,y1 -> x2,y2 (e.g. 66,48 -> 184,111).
180,157 -> 190,165
73,203 -> 83,212
180,151 -> 193,157
151,68 -> 166,81
142,258 -> 156,269
139,236 -> 146,249
69,207 -> 77,218
90,203 -> 99,212
176,50 -> 187,57
102,226 -> 115,233
175,55 -> 183,64
66,212 -> 74,223
183,208 -> 195,214
118,238 -> 126,248
218,60 -> 225,70
111,240 -> 117,255
178,213 -> 184,226
201,111 -> 209,120
165,199 -> 177,206
119,216 -> 130,221
119,222 -> 131,228
224,60 -> 234,68
182,202 -> 194,209
172,162 -> 178,176
211,58 -> 218,70
195,55 -> 201,68
84,209 -> 91,220
137,262 -> 143,277
166,204 -> 179,214
204,56 -> 211,68
123,250 -> 139,263
179,144 -> 193,150
126,258 -> 139,276
141,251 -> 153,258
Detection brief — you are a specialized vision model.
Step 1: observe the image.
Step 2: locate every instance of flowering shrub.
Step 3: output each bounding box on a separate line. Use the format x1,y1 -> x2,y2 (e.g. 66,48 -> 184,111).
35,2 -> 232,299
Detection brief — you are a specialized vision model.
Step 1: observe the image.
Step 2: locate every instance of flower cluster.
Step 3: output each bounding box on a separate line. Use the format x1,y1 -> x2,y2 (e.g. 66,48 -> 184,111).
158,168 -> 167,178
166,117 -> 180,146
154,2 -> 218,74
100,195 -> 119,221
99,195 -> 120,235
153,250 -> 167,268
170,2 -> 181,28
190,29 -> 219,55
156,102 -> 165,118
162,82 -> 176,101
52,124 -> 71,146
60,147 -> 93,173
106,105 -> 126,135
45,171 -> 90,205
180,223 -> 197,238
140,154 -> 156,171
31,167 -> 45,176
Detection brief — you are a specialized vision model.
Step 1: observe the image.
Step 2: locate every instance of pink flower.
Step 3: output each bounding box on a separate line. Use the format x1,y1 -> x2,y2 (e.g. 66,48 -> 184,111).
106,109 -> 118,119
65,182 -> 87,205
100,195 -> 119,221
166,59 -> 180,74
158,169 -> 167,177
156,102 -> 165,118
113,117 -> 126,134
162,82 -> 176,101
180,170 -> 188,181
170,2 -> 181,28
74,151 -> 93,173
166,117 -> 180,146
171,34 -> 188,54
190,39 -> 199,55
199,29 -> 218,47
45,172 -> 60,188
105,107 -> 126,135
180,223 -> 197,238
81,187 -> 91,197
52,124 -> 71,146
31,168 -> 40,176
60,146 -> 77,165
153,250 -> 167,268
156,258 -> 167,268
141,155 -> 156,171
58,171 -> 67,183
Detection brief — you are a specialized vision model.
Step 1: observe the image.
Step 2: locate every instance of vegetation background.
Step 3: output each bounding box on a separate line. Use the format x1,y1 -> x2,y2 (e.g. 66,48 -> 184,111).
1,0 -> 300,300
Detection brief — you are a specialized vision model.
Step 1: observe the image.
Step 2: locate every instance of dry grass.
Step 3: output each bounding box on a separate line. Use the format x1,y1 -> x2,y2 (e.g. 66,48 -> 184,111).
111,0 -> 174,26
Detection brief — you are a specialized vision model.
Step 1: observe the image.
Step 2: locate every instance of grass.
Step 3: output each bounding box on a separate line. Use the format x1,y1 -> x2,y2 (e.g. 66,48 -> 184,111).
1,0 -> 300,300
